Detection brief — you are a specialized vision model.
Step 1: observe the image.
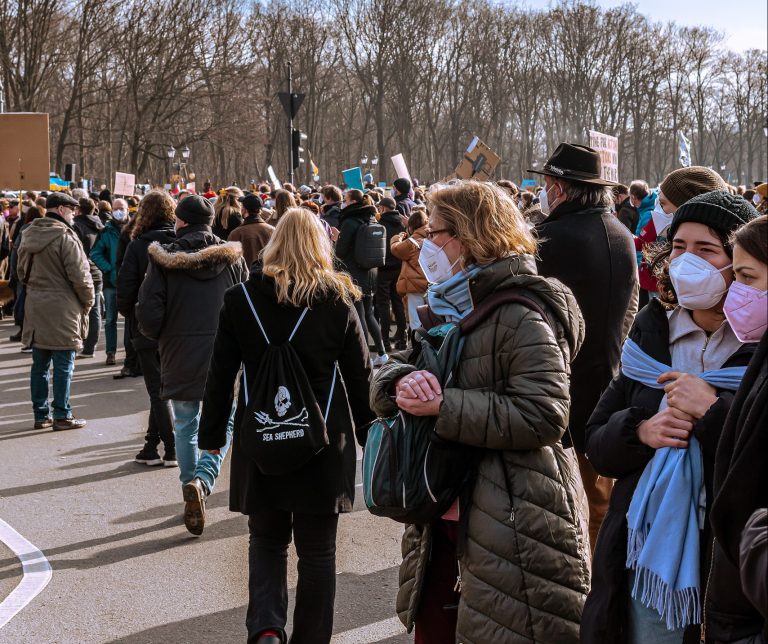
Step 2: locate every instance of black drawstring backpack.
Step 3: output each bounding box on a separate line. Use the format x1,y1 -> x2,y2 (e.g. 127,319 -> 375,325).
239,283 -> 336,475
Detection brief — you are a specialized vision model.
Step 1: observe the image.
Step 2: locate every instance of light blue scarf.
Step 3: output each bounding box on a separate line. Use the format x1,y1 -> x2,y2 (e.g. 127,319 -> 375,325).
621,338 -> 746,630
426,264 -> 482,323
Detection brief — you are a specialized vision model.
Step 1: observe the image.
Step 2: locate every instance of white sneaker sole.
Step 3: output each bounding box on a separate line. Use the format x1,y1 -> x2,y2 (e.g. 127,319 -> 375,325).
134,457 -> 163,466
163,460 -> 178,468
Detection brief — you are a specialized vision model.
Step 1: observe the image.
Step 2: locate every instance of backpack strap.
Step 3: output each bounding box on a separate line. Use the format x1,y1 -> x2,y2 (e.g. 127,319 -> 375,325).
240,283 -> 270,343
458,288 -> 556,335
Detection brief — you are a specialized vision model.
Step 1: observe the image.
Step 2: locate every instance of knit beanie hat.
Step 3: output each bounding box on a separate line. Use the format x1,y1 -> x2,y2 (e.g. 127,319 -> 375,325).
175,194 -> 215,225
660,166 -> 726,208
393,178 -> 411,195
669,190 -> 759,241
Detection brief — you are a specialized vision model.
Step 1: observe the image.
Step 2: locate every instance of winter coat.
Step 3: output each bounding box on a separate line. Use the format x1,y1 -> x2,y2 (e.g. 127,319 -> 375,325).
581,299 -> 757,644
320,202 -> 341,230
17,216 -> 94,351
535,200 -> 638,451
116,222 -> 176,351
390,226 -> 428,296
136,225 -> 248,401
616,200 -> 638,233
335,202 -> 378,295
197,267 -> 375,515
370,255 -> 591,644
72,214 -> 104,254
212,212 -> 243,241
634,217 -> 665,292
90,220 -> 123,288
707,332 -> 768,642
634,190 -> 657,237
227,215 -> 274,267
394,193 -> 416,219
378,210 -> 405,270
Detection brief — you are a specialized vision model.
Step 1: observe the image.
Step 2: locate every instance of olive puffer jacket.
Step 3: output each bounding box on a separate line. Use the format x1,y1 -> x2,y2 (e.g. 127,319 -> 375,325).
370,255 -> 591,644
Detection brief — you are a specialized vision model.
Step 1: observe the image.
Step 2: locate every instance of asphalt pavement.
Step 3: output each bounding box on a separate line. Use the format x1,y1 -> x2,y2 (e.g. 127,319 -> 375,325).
0,318 -> 409,643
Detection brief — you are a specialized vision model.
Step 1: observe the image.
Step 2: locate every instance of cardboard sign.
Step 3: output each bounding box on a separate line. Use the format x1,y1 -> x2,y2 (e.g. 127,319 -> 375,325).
114,171 -> 136,196
390,154 -> 411,182
454,136 -> 501,181
0,113 -> 50,190
267,166 -> 281,191
342,167 -> 364,191
588,130 -> 619,183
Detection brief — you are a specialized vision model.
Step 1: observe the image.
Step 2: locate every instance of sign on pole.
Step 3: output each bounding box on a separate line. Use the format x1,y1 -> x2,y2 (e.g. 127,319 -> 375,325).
390,154 -> 412,183
342,167 -> 364,191
114,171 -> 136,196
454,136 -> 501,181
588,130 -> 619,183
267,165 -> 281,191
278,92 -> 305,119
0,113 -> 50,190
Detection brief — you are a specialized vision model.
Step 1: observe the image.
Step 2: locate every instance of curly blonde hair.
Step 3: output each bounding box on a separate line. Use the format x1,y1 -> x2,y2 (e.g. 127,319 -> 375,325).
427,180 -> 537,265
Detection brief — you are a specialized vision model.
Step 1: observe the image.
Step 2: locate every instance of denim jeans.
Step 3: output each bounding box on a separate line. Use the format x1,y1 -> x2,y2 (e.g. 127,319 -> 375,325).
170,400 -> 233,492
627,570 -> 686,643
103,287 -> 118,354
82,291 -> 102,355
246,511 -> 339,644
30,348 -> 76,421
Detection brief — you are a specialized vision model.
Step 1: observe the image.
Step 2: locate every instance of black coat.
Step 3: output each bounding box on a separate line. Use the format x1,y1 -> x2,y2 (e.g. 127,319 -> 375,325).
707,332 -> 768,642
320,202 -> 341,229
378,210 -> 405,270
616,200 -> 639,234
394,194 -> 415,219
197,268 -> 375,514
335,202 -> 378,294
73,214 -> 105,293
136,225 -> 248,400
212,213 -> 243,241
535,200 -> 637,451
116,222 -> 176,351
580,299 -> 757,644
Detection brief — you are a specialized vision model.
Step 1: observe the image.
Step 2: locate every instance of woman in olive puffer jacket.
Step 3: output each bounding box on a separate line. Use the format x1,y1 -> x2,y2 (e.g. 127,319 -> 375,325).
370,181 -> 591,644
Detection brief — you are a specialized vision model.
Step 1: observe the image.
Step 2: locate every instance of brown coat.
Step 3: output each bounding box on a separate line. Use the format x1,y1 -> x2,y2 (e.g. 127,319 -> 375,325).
390,226 -> 428,296
18,217 -> 94,351
227,216 -> 274,267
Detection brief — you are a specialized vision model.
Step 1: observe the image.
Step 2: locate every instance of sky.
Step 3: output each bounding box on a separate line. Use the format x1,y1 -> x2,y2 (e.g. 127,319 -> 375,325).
525,0 -> 768,52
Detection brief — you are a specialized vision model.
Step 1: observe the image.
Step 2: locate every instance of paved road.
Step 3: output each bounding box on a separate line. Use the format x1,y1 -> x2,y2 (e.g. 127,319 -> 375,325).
0,318 -> 409,643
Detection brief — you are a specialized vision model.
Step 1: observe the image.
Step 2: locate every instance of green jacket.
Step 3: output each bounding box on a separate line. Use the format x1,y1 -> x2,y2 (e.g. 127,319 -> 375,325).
370,255 -> 591,643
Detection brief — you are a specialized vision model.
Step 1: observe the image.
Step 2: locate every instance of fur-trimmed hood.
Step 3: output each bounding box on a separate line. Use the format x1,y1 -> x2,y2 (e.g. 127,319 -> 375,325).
148,235 -> 243,280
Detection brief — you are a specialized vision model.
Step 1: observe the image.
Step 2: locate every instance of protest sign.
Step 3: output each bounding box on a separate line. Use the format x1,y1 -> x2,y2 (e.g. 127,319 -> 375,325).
342,167 -> 364,190
390,154 -> 411,182
588,130 -> 619,183
267,166 -> 281,191
678,131 -> 692,168
454,136 -> 501,181
521,179 -> 537,188
0,113 -> 50,190
378,182 -> 387,188
114,171 -> 136,196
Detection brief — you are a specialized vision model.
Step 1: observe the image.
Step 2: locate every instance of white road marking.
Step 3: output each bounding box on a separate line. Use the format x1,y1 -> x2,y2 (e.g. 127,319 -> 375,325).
0,518 -> 52,629
331,616 -> 407,643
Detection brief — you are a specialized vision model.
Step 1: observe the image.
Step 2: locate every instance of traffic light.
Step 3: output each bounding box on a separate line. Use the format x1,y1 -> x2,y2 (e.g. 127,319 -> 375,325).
292,129 -> 307,169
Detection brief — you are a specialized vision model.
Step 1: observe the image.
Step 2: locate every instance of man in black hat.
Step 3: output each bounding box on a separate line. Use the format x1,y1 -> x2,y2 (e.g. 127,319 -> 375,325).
530,142 -> 638,553
137,195 -> 248,536
17,191 -> 95,431
228,193 -> 274,267
392,178 -> 416,219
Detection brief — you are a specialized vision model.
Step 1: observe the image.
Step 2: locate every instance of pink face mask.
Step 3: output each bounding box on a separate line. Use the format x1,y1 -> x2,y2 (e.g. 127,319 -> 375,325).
724,281 -> 768,343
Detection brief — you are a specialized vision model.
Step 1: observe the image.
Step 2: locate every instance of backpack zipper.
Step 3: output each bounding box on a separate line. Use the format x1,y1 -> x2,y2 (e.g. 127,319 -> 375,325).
453,559 -> 462,592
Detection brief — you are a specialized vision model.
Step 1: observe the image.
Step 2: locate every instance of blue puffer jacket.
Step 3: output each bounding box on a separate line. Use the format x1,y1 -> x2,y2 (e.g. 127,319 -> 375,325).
634,190 -> 657,264
90,220 -> 123,288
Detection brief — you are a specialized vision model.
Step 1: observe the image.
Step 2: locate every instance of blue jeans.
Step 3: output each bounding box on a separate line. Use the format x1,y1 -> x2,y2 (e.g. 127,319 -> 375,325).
627,571 -> 686,643
30,348 -> 76,421
83,291 -> 102,355
171,400 -> 234,493
103,287 -> 118,354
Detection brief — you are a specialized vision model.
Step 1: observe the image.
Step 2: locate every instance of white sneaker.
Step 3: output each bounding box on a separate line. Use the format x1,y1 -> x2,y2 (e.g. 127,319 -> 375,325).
163,458 -> 178,468
371,354 -> 389,368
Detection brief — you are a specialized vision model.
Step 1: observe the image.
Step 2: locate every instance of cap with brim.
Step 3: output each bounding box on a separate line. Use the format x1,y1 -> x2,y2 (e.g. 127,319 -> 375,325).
240,194 -> 263,213
528,142 -> 619,187
46,193 -> 79,209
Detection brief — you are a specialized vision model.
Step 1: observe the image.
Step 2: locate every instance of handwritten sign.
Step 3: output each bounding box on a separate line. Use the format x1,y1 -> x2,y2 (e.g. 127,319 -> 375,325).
588,130 -> 619,183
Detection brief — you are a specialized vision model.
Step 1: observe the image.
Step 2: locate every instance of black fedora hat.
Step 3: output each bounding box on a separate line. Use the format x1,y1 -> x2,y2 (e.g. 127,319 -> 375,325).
528,142 -> 618,186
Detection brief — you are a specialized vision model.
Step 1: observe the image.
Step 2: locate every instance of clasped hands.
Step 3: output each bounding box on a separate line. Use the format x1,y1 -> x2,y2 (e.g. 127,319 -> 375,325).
637,371 -> 718,450
393,370 -> 443,416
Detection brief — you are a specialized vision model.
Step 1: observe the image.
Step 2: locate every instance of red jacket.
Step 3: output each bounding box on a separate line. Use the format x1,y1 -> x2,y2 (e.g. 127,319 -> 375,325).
634,219 -> 661,292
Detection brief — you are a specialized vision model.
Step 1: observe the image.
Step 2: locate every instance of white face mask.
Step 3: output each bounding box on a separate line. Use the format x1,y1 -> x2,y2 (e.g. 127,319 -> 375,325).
669,251 -> 732,310
418,238 -> 460,284
539,185 -> 556,216
650,200 -> 674,237
753,193 -> 761,205
112,209 -> 128,221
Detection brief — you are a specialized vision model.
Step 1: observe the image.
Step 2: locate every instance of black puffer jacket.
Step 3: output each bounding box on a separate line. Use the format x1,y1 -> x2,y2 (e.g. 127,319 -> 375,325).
116,222 -> 176,351
136,225 -> 248,400
335,202 -> 378,294
72,214 -> 104,293
378,210 -> 405,270
581,299 -> 757,644
320,202 -> 341,229
197,267 -> 375,514
371,255 -> 591,643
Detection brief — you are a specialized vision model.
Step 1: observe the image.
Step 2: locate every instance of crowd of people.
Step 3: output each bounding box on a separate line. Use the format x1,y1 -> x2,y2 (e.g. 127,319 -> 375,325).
0,143 -> 766,644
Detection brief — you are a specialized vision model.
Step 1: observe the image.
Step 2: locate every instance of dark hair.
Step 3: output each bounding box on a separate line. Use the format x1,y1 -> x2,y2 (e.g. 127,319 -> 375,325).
408,209 -> 428,233
612,183 -> 629,196
520,191 -> 535,209
24,205 -> 44,224
559,180 -> 614,209
346,189 -> 365,204
321,185 -> 342,203
79,198 -> 96,215
629,180 -> 650,200
496,180 -> 519,197
645,225 -> 733,307
730,215 -> 767,265
131,190 -> 176,239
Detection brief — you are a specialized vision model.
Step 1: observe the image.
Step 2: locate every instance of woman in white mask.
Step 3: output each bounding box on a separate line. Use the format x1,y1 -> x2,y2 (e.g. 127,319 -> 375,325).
370,180 -> 590,644
634,167 -> 727,309
582,191 -> 760,644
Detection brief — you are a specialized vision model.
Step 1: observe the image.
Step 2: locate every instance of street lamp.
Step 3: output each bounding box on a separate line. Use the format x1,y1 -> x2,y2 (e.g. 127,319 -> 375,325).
166,144 -> 191,185
166,145 -> 176,160
181,145 -> 191,160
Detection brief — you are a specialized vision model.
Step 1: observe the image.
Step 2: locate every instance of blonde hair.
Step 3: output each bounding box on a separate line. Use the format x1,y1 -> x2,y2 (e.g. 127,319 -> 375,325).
427,180 -> 536,265
214,186 -> 243,230
262,207 -> 361,307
